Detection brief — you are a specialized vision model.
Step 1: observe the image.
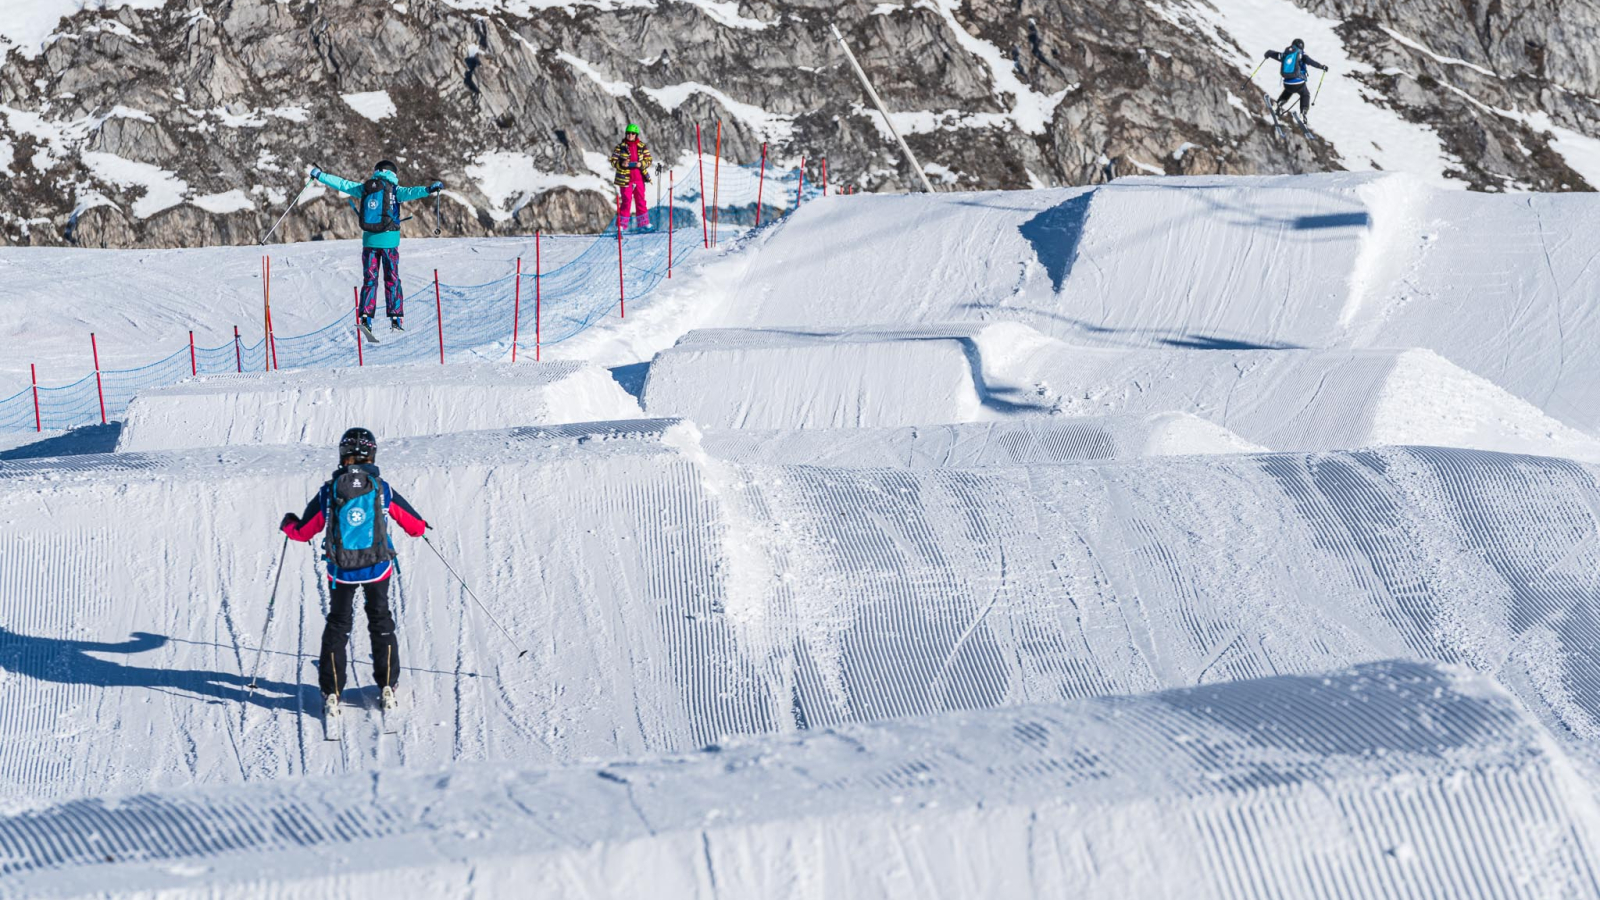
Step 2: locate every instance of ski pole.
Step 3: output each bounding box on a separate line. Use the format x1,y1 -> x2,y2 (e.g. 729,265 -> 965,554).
433,191 -> 442,236
1313,69 -> 1327,106
423,534 -> 529,658
1246,59 -> 1265,84
259,178 -> 314,246
247,534 -> 291,692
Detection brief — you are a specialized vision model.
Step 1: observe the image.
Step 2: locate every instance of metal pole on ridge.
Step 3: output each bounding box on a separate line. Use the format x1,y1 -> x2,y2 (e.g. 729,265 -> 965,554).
511,256 -> 522,363
188,330 -> 197,377
30,364 -> 39,433
434,269 -> 444,365
756,143 -> 767,226
90,333 -> 105,425
668,173 -> 674,279
535,232 -> 542,362
830,23 -> 936,194
697,123 -> 708,248
354,287 -> 364,367
798,156 -> 805,210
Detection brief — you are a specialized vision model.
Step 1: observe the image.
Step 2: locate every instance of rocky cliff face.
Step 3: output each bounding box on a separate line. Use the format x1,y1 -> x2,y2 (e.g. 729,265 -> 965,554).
0,0 -> 1593,248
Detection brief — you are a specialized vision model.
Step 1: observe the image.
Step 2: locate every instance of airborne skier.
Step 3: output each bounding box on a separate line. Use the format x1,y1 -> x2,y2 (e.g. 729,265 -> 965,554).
308,161 -> 443,338
280,428 -> 429,722
1263,39 -> 1329,120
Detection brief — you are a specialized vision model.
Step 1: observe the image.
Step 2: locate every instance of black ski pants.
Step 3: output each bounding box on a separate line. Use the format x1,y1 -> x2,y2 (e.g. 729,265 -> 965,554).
320,577 -> 400,695
1276,83 -> 1311,115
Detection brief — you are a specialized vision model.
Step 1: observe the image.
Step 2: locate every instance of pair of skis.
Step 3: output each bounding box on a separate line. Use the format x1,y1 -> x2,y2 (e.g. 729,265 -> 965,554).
1260,92 -> 1320,143
323,686 -> 399,742
357,319 -> 403,344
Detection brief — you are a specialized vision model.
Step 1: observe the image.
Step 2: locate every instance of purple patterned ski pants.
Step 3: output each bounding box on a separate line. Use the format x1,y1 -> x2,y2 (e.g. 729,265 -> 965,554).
359,248 -> 403,318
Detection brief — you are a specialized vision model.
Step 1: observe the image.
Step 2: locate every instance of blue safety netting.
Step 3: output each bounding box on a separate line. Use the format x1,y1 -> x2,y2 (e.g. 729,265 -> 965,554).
0,156 -> 832,434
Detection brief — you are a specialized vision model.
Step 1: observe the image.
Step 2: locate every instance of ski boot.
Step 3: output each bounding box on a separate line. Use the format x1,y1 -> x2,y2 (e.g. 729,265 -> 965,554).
324,692 -> 342,718
381,685 -> 399,711
390,316 -> 405,332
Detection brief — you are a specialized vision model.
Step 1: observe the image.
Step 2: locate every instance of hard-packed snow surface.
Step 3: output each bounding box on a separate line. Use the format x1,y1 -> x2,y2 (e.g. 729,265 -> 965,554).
117,362 -> 641,451
7,175 -> 1600,896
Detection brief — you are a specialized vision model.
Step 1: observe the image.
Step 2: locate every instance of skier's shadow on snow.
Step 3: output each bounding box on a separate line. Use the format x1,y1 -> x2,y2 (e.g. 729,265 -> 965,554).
0,628 -> 307,712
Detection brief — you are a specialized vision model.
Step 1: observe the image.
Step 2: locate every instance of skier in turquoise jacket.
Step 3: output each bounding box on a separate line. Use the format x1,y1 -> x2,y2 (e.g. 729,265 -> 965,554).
309,161 -> 442,333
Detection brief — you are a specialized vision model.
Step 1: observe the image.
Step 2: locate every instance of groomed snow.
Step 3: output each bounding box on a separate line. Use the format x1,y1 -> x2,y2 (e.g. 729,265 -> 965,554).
6,174 -> 1600,895
6,662 -> 1594,898
116,362 -> 642,451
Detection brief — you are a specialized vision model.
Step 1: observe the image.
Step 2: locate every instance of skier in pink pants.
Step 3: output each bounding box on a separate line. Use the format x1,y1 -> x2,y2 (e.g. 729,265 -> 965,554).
608,124 -> 653,231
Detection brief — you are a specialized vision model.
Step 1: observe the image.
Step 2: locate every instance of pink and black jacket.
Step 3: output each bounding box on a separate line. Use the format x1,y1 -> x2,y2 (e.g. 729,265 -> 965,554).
282,463 -> 428,583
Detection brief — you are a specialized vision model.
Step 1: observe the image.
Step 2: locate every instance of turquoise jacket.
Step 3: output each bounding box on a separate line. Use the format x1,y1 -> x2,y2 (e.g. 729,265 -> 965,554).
315,168 -> 432,250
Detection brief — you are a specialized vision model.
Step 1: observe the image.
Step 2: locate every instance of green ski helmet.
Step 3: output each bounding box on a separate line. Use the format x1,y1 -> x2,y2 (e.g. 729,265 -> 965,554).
625,123 -> 641,136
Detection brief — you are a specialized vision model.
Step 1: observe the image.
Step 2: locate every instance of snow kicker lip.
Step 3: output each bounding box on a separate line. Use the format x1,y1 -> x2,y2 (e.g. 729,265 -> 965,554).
2,661 -> 1595,898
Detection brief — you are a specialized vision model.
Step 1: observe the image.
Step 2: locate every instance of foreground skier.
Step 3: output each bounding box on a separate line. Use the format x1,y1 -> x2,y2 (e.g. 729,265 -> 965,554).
308,161 -> 443,337
280,428 -> 428,721
1263,39 -> 1329,120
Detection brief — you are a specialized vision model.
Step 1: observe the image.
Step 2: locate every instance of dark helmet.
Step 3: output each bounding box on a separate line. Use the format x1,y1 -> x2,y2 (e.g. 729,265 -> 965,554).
339,427 -> 377,463
1291,38 -> 1305,49
374,159 -> 397,173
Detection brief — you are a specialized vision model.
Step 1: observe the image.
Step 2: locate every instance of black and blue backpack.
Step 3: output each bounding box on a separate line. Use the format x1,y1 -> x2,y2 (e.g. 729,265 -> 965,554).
325,468 -> 394,570
358,177 -> 400,234
1281,46 -> 1302,78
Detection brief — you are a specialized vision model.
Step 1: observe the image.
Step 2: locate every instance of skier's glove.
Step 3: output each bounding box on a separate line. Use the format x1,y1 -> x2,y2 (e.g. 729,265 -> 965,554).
628,161 -> 640,169
428,181 -> 444,195
309,166 -> 322,180
280,513 -> 299,533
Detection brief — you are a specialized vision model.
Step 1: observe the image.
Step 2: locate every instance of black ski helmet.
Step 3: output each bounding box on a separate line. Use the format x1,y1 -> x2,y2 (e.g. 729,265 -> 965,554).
1291,38 -> 1305,49
374,159 -> 397,174
339,427 -> 377,463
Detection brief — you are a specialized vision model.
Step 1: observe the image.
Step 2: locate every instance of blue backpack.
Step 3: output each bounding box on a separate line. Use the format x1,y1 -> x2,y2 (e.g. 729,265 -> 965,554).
325,469 -> 394,570
358,177 -> 400,234
1281,47 -> 1302,78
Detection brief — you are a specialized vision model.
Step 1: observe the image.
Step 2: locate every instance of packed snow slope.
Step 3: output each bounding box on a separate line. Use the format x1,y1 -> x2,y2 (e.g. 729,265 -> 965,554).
7,175 -> 1600,896
6,662 -> 1597,899
711,173 -> 1600,432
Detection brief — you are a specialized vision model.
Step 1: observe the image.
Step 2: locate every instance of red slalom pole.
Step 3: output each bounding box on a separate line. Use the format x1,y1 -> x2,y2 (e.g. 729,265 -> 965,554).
756,143 -> 767,226
30,364 -> 39,432
535,231 -> 542,361
511,256 -> 522,363
822,157 -> 828,196
434,269 -> 444,365
354,286 -> 363,366
263,256 -> 278,371
91,333 -> 105,425
188,330 -> 197,376
616,211 -> 626,318
233,325 -> 242,373
712,120 -> 722,246
668,173 -> 675,279
697,123 -> 708,248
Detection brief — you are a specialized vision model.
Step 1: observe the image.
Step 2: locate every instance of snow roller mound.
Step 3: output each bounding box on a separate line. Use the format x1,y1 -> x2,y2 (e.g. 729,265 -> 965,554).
5,662 -> 1597,899
12,425 -> 1600,803
643,324 -> 1600,458
115,362 -> 641,450
641,326 -> 987,428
